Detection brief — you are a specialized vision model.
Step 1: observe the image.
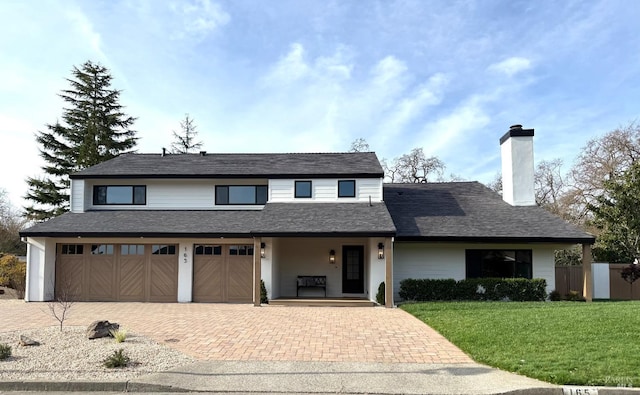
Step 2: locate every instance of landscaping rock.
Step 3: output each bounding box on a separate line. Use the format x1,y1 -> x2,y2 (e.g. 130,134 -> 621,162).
86,320 -> 119,340
19,335 -> 40,346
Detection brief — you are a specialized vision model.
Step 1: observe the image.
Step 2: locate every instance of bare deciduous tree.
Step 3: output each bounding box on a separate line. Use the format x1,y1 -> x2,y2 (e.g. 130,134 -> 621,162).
46,276 -> 76,332
349,138 -> 370,152
171,114 -> 203,154
565,122 -> 640,222
383,148 -> 445,183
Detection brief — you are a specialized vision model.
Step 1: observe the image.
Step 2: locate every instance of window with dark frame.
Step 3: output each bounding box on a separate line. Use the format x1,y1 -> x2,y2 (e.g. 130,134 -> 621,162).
152,245 -> 176,255
194,245 -> 222,255
60,244 -> 84,255
215,185 -> 268,205
465,250 -> 533,279
121,245 -> 144,255
93,185 -> 146,205
295,181 -> 312,198
91,244 -> 114,255
338,180 -> 356,198
229,245 -> 254,256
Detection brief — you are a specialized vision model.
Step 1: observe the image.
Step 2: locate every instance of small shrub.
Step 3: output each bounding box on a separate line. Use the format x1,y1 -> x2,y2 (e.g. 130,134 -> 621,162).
565,290 -> 586,302
103,348 -> 130,368
0,255 -> 26,299
376,282 -> 385,305
549,290 -> 562,301
110,328 -> 127,343
398,278 -> 547,302
0,343 -> 11,360
260,279 -> 268,304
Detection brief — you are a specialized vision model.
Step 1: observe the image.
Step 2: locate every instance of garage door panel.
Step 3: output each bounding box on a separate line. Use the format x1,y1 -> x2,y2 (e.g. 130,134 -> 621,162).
88,257 -> 116,301
193,255 -> 224,302
149,256 -> 178,302
119,256 -> 145,301
227,256 -> 253,302
56,255 -> 84,300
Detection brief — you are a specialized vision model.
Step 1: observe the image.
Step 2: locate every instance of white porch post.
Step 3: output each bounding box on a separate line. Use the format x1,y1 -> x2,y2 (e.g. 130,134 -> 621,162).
582,243 -> 593,302
254,237 -> 262,306
384,236 -> 393,308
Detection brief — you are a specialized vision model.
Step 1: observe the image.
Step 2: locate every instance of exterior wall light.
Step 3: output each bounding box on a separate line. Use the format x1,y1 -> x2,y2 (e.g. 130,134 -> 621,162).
329,249 -> 336,264
378,243 -> 385,259
260,242 -> 266,258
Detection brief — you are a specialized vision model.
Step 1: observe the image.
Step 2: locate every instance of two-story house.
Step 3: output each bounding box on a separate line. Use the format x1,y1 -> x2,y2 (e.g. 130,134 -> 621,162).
20,125 -> 595,305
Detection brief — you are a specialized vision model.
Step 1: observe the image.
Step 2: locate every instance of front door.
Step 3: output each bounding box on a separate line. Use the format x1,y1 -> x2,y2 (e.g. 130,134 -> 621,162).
342,245 -> 364,293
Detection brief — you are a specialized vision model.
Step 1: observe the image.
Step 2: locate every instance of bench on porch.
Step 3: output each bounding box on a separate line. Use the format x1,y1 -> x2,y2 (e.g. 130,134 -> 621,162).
296,276 -> 327,297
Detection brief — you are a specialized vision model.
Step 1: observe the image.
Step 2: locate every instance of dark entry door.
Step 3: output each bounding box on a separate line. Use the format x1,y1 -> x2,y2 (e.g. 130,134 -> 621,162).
342,246 -> 364,293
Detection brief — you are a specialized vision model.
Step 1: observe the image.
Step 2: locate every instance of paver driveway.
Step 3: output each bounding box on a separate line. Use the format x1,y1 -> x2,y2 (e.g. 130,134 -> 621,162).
0,300 -> 471,363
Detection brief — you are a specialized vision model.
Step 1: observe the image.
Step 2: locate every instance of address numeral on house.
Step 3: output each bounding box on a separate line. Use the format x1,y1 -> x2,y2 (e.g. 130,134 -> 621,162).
562,387 -> 598,395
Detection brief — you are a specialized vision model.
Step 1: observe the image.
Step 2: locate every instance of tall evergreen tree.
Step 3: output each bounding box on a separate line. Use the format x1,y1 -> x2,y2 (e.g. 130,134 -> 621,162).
24,61 -> 137,221
170,114 -> 203,154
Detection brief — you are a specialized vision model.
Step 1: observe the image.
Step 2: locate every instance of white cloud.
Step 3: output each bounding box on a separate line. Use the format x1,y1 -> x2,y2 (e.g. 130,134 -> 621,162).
263,43 -> 311,85
65,9 -> 106,61
488,57 -> 532,77
173,0 -> 230,39
420,96 -> 491,156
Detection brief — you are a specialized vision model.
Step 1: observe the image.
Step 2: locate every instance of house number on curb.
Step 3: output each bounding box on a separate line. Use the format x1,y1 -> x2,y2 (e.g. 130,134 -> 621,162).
562,387 -> 598,395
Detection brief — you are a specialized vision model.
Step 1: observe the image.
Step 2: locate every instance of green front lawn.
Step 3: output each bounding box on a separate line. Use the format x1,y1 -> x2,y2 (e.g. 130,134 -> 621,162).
402,301 -> 639,387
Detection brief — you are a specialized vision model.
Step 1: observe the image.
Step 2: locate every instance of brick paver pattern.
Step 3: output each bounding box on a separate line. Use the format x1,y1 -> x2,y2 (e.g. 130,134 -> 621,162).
0,301 -> 472,363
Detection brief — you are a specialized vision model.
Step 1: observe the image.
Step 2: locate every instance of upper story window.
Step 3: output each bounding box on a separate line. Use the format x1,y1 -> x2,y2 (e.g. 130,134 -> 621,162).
295,181 -> 312,198
338,180 -> 356,198
93,185 -> 146,205
215,185 -> 267,205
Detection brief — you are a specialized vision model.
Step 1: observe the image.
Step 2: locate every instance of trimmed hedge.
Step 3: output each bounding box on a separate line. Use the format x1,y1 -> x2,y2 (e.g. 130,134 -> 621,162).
399,278 -> 547,302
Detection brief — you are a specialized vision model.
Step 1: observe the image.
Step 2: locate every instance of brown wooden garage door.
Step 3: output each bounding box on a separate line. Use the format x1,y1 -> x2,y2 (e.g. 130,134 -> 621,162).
56,244 -> 178,302
193,244 -> 253,303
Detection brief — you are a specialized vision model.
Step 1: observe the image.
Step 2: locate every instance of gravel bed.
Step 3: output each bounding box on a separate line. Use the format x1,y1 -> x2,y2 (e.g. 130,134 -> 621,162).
0,326 -> 194,381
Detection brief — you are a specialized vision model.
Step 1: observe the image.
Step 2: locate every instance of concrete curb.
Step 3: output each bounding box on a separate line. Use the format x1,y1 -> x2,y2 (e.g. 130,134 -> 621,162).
0,380 -> 190,392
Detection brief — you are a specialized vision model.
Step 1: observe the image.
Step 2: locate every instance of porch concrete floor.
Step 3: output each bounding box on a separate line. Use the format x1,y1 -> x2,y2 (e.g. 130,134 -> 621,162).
0,300 -> 472,364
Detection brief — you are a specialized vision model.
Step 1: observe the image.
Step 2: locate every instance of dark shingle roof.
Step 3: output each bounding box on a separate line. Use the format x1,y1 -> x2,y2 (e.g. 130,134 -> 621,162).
253,203 -> 396,236
70,152 -> 384,179
20,210 -> 262,238
20,203 -> 396,237
384,182 -> 595,243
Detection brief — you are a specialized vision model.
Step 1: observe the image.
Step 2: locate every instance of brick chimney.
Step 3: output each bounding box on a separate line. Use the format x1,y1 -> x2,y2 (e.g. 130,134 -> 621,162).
500,124 -> 535,206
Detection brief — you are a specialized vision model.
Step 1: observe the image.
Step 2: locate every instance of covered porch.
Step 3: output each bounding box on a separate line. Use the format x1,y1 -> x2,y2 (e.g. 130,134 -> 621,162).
251,202 -> 397,307
257,236 -> 393,306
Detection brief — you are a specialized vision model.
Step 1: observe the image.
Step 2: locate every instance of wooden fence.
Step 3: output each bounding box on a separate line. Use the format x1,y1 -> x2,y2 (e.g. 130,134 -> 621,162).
554,266 -> 583,296
555,264 -> 640,300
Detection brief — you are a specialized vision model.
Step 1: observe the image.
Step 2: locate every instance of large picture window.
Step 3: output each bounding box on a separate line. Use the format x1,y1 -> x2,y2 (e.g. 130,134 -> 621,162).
93,185 -> 146,205
465,250 -> 532,279
295,181 -> 312,198
215,185 -> 268,205
338,180 -> 356,198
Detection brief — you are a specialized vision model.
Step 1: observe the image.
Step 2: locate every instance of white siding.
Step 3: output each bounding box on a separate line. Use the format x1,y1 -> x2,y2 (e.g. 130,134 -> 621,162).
268,178 -> 383,203
393,242 -> 566,301
84,179 -> 267,210
274,237 -> 373,298
368,238 -> 387,304
25,237 -> 56,302
177,242 -> 194,303
70,179 -> 85,213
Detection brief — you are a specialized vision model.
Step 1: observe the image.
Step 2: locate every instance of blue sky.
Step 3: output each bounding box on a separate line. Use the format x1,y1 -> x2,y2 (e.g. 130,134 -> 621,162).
1,0 -> 639,208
